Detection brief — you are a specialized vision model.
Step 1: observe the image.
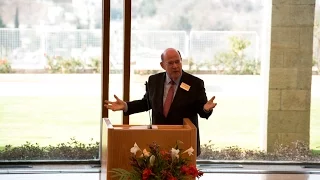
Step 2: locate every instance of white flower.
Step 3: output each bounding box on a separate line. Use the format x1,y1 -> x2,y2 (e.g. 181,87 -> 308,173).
182,146 -> 194,156
171,148 -> 180,159
130,142 -> 141,155
150,155 -> 155,166
143,148 -> 151,157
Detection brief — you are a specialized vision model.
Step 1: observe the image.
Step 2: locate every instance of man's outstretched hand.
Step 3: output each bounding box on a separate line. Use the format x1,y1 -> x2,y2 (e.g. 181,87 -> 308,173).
203,96 -> 217,112
104,95 -> 126,111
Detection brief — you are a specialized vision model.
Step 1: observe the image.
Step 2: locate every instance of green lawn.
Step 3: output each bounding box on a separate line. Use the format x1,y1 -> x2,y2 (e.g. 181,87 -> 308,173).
0,96 -> 101,146
1,95 -> 320,150
311,97 -> 320,149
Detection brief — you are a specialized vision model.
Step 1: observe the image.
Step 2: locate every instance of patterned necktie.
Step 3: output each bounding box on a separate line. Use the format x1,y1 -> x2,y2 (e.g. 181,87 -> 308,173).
163,81 -> 175,117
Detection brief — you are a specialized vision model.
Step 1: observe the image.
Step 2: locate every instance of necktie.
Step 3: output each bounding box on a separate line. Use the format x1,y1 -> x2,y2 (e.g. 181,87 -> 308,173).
163,81 -> 175,117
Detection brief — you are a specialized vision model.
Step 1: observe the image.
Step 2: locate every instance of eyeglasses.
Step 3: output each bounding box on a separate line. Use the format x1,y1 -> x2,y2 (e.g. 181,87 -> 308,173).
165,60 -> 181,66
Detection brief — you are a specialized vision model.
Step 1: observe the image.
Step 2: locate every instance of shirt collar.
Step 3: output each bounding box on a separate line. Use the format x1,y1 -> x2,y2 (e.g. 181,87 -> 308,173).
165,72 -> 181,85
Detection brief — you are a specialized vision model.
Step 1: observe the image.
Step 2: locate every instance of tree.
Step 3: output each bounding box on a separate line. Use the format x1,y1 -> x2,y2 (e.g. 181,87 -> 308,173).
0,16 -> 5,28
214,36 -> 260,75
14,7 -> 19,28
137,0 -> 157,18
132,0 -> 262,31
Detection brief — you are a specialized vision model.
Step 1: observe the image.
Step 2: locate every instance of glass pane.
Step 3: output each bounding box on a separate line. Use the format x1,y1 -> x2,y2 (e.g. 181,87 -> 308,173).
129,0 -> 268,160
107,0 -> 123,125
311,1 -> 320,153
0,0 -> 102,161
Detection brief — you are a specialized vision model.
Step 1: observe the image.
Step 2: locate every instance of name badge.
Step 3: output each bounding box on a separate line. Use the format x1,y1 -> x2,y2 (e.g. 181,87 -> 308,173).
180,82 -> 190,91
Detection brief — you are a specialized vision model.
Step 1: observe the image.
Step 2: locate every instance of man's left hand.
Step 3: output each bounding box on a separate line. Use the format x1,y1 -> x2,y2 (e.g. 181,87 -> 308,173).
203,96 -> 217,112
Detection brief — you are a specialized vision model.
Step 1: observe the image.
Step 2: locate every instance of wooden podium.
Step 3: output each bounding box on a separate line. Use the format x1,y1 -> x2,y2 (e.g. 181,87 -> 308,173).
100,118 -> 197,180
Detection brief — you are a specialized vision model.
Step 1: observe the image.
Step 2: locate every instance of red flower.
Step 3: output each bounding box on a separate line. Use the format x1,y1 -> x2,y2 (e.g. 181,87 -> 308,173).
181,165 -> 203,178
160,150 -> 167,155
180,165 -> 186,173
161,170 -> 177,180
142,168 -> 152,180
160,150 -> 171,160
188,165 -> 199,177
167,176 -> 177,180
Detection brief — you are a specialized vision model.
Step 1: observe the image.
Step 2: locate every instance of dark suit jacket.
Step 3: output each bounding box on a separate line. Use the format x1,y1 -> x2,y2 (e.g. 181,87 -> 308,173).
124,71 -> 212,156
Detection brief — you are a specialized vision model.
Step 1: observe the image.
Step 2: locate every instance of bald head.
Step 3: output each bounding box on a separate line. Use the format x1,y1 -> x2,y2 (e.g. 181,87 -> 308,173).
160,48 -> 183,81
161,48 -> 182,62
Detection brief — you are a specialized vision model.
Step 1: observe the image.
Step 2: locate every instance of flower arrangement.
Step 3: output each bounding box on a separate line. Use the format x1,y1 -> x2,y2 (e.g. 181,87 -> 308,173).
110,141 -> 203,180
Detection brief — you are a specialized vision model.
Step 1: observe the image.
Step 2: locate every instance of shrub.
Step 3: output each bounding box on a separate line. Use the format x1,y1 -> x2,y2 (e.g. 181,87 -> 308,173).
0,138 -> 99,160
198,140 -> 320,161
0,59 -> 12,73
1,139 -> 320,162
44,55 -> 84,73
87,57 -> 101,73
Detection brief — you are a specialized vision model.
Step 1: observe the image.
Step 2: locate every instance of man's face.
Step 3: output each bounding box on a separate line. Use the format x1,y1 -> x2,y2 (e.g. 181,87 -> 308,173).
161,50 -> 182,81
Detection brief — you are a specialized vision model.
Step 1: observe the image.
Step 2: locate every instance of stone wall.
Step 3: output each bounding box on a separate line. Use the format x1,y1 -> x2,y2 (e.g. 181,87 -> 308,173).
267,0 -> 315,151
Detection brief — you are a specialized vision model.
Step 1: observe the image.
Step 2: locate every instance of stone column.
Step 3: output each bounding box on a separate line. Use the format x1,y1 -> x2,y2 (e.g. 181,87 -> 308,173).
267,0 -> 315,151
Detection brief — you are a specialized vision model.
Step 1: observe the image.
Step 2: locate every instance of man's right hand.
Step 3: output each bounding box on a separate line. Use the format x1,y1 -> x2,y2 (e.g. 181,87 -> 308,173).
104,95 -> 126,111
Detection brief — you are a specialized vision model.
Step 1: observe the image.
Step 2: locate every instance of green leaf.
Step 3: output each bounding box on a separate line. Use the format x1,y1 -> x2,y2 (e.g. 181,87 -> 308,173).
109,168 -> 140,180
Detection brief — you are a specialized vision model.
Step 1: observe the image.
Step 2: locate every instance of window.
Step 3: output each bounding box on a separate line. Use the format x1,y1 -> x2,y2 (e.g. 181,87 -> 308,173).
129,0 -> 268,160
107,0 -> 124,125
311,0 -> 320,155
0,0 -> 102,161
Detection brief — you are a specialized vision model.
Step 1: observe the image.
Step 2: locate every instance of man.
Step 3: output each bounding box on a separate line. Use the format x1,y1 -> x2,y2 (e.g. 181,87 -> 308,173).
104,48 -> 217,156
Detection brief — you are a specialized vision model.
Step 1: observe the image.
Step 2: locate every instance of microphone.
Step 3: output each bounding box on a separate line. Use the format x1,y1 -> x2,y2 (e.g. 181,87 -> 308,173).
145,81 -> 152,129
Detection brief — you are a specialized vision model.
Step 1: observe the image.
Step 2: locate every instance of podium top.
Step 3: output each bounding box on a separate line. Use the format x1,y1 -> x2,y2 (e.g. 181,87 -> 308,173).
102,118 -> 196,130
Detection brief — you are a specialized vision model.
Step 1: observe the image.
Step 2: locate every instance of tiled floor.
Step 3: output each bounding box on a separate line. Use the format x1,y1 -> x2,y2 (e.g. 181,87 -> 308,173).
1,173 -> 320,180
0,173 -> 99,180
1,164 -> 320,180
